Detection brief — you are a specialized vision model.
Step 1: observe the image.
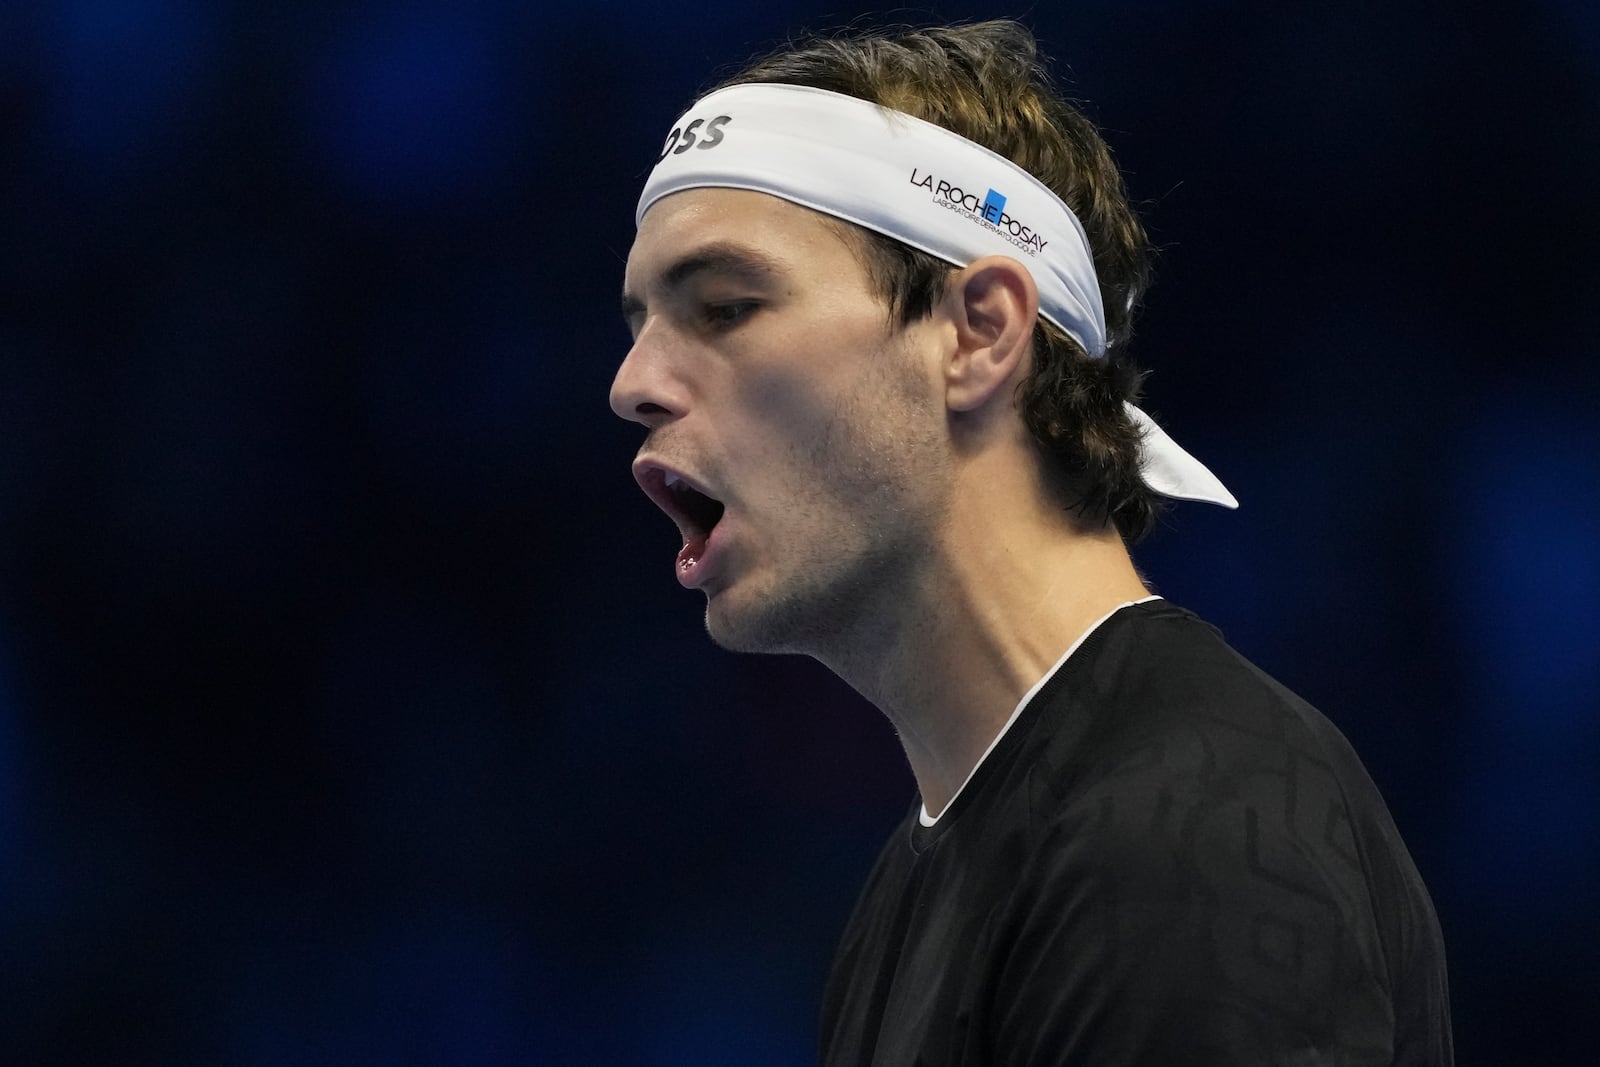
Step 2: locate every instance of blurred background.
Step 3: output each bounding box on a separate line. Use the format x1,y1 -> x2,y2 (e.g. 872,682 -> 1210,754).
2,0 -> 1596,1062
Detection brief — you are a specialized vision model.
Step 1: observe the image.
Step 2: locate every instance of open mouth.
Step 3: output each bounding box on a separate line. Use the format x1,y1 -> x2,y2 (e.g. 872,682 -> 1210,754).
637,464 -> 727,555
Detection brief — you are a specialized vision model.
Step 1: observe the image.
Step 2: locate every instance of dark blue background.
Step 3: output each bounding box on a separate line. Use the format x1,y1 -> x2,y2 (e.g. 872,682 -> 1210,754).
3,1 -> 1596,1062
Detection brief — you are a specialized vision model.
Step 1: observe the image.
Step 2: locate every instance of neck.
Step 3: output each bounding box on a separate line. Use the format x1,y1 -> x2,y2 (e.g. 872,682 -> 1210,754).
815,454 -> 1150,817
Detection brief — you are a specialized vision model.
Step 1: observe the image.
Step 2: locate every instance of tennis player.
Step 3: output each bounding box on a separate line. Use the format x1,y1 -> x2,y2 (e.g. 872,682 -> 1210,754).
612,20 -> 1452,1065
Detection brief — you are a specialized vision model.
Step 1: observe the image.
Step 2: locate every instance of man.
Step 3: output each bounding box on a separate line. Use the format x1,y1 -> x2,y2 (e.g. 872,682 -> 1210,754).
611,20 -> 1452,1066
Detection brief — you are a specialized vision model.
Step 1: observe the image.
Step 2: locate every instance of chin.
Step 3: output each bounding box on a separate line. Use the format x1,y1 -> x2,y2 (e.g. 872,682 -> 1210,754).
701,583 -> 800,655
701,573 -> 856,658
702,596 -> 782,655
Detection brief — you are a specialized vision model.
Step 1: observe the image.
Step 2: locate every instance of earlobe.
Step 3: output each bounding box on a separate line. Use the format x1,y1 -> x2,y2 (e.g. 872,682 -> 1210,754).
943,256 -> 1039,413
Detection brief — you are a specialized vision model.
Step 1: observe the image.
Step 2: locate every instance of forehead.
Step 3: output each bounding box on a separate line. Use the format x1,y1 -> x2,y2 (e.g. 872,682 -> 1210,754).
625,188 -> 866,292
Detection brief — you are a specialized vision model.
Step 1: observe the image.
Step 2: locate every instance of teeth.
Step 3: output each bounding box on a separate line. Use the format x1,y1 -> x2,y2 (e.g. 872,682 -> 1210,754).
664,472 -> 682,489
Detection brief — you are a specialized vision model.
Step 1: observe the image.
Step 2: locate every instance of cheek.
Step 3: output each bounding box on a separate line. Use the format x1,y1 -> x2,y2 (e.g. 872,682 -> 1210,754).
740,371 -> 834,435
736,305 -> 897,423
733,347 -> 846,431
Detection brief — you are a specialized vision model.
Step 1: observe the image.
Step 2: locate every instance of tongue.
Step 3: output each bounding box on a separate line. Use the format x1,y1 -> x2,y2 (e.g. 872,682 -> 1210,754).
677,531 -> 709,574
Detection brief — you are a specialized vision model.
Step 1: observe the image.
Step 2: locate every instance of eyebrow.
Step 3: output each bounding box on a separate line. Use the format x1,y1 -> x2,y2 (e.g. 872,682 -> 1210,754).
620,242 -> 787,331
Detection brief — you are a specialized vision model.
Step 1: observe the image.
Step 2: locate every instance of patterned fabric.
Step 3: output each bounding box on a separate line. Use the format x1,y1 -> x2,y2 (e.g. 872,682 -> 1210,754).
820,600 -> 1452,1066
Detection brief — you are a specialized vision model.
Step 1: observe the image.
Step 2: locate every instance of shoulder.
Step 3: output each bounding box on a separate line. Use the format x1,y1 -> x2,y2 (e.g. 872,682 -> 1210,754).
1025,601 -> 1393,920
1029,602 -> 1386,848
990,603 -> 1431,1058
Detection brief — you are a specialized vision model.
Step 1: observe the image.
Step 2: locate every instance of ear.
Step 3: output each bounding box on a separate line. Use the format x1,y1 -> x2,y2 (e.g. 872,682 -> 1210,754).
940,255 -> 1039,413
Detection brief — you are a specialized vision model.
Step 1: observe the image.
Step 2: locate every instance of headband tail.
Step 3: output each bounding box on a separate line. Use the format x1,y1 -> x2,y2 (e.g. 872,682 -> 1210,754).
1125,403 -> 1238,508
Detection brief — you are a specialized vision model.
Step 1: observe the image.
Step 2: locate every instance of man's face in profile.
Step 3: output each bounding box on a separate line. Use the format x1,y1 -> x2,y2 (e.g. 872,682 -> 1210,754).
613,188 -> 950,654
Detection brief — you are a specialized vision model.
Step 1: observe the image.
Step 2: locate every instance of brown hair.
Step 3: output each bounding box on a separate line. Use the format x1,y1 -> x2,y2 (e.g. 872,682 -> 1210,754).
715,20 -> 1163,541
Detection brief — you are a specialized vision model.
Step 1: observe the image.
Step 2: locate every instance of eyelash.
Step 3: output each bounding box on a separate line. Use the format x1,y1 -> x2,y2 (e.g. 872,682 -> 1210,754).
704,301 -> 756,328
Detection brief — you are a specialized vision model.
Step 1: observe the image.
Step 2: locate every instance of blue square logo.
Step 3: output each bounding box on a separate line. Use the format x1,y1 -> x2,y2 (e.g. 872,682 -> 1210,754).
981,189 -> 1006,223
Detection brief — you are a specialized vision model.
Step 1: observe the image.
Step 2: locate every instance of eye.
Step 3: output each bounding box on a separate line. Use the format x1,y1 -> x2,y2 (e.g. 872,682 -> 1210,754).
703,301 -> 757,328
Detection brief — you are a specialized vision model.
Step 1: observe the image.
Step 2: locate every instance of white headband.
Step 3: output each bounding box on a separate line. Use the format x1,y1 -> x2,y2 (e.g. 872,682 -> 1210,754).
638,83 -> 1237,509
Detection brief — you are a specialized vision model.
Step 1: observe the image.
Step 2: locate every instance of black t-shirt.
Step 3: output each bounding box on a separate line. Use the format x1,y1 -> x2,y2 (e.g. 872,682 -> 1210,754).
819,599 -> 1452,1066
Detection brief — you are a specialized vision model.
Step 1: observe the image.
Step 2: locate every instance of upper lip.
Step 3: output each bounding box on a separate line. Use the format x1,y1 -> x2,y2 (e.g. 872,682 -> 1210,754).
632,457 -> 722,541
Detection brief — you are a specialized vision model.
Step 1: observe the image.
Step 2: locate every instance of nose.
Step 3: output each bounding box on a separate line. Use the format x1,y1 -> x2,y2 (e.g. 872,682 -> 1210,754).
609,326 -> 683,428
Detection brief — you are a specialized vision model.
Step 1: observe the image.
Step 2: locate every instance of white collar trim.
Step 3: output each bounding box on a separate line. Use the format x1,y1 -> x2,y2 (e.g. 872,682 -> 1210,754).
918,595 -> 1162,827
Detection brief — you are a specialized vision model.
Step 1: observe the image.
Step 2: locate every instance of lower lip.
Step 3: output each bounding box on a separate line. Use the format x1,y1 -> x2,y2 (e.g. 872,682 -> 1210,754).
675,520 -> 726,590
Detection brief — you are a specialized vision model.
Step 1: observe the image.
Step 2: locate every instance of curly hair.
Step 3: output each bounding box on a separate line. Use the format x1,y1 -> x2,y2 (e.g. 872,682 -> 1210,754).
714,20 -> 1163,542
